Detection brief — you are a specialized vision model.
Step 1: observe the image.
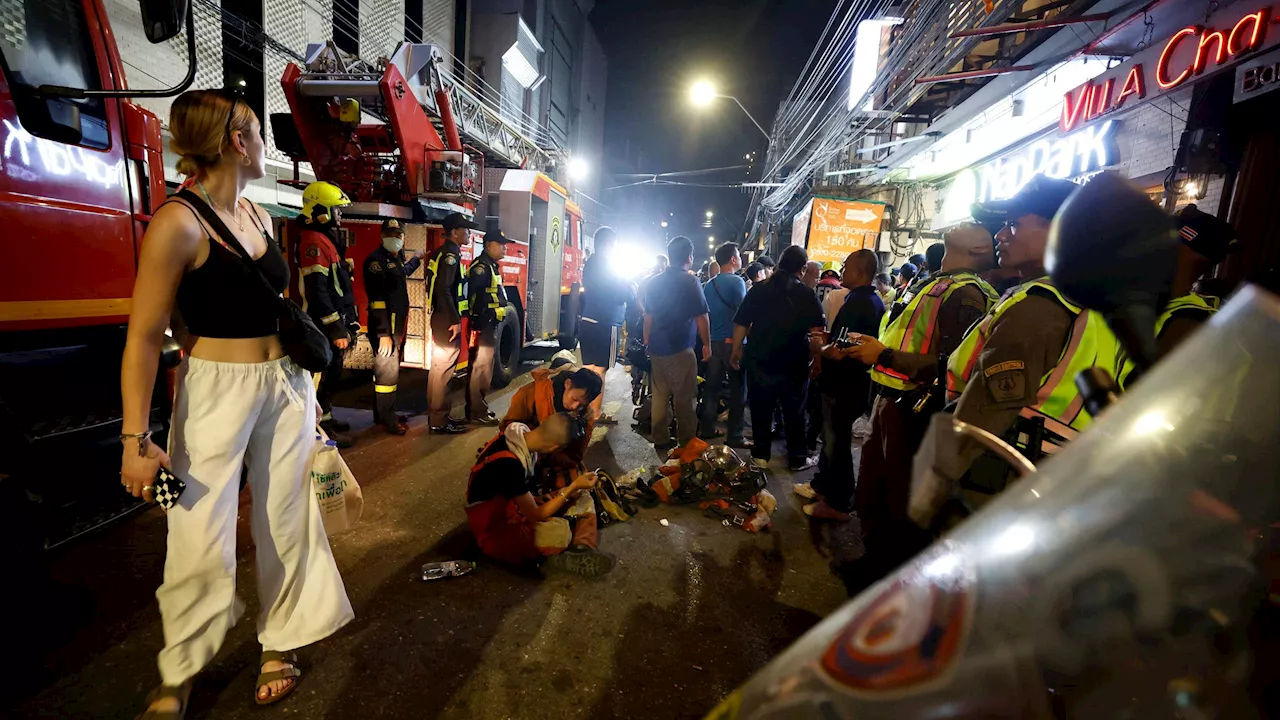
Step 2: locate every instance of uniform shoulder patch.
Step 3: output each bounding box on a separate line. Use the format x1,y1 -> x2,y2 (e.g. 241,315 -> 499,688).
987,369 -> 1026,403
446,255 -> 457,265
983,360 -> 1024,377
473,263 -> 487,274
305,246 -> 320,258
368,261 -> 382,273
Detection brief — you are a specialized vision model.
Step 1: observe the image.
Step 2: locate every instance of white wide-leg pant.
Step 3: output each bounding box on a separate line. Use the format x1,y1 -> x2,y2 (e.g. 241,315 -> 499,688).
157,356 -> 354,686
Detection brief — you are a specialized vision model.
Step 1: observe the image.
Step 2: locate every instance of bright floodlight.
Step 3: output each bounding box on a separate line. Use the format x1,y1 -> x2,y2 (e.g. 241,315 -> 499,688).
705,210 -> 714,218
690,80 -> 717,107
567,157 -> 590,181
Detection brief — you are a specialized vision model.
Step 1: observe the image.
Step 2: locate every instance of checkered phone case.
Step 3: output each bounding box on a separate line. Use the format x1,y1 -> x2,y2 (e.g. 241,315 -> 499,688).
154,466 -> 186,509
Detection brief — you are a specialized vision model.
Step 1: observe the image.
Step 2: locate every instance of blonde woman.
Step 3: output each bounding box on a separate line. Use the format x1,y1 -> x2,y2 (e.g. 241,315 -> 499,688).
119,90 -> 353,718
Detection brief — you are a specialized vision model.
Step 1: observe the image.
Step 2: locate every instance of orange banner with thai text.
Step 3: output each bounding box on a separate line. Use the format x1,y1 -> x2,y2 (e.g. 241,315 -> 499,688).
804,198 -> 884,265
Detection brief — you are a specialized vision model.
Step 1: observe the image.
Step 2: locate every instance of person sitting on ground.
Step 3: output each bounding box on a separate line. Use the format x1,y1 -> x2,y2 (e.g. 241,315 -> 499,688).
501,365 -> 603,473
466,413 -> 615,577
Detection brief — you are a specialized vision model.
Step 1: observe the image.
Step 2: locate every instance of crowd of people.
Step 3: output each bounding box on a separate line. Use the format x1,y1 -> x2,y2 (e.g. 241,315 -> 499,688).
115,89 -> 1244,719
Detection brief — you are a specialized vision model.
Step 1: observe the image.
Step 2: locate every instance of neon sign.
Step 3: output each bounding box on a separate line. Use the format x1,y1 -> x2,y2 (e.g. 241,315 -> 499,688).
3,119 -> 123,188
1060,4 -> 1275,131
976,120 -> 1118,203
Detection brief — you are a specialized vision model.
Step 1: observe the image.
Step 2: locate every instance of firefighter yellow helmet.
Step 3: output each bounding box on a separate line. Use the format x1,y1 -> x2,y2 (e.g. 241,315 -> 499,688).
302,181 -> 351,224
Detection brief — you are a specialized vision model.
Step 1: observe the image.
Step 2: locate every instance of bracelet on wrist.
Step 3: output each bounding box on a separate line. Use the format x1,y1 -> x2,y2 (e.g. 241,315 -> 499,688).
121,431 -> 153,457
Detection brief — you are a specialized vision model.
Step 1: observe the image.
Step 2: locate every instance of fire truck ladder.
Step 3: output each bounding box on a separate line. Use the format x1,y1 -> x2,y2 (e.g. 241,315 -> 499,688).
298,41 -> 557,172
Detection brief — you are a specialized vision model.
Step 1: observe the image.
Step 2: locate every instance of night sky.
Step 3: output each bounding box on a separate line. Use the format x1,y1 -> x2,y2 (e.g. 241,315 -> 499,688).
590,0 -> 834,264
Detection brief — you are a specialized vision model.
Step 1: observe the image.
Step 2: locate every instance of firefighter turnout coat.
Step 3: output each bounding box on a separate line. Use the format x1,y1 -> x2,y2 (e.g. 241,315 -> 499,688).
295,220 -> 359,342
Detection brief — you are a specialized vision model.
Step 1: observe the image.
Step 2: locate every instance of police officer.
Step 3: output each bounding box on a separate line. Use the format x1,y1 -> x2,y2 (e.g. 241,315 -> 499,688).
467,229 -> 511,426
909,175 -> 1122,529
801,222 -> 999,534
363,218 -> 425,435
427,212 -> 481,434
296,180 -> 359,447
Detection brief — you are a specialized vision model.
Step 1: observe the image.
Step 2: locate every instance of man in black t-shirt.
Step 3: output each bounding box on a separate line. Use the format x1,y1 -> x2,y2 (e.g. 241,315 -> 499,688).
731,246 -> 826,471
466,413 -> 615,577
795,249 -> 884,521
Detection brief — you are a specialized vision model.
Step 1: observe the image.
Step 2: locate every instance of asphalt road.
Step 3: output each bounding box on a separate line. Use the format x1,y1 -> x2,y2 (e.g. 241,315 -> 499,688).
10,355 -> 860,720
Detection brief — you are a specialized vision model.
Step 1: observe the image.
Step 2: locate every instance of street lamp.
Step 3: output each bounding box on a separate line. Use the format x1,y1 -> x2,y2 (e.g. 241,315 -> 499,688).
688,80 -> 770,141
705,210 -> 714,218
660,220 -> 668,228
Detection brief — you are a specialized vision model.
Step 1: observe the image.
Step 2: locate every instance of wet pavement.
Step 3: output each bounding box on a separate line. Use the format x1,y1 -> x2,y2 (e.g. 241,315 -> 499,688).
10,356 -> 861,720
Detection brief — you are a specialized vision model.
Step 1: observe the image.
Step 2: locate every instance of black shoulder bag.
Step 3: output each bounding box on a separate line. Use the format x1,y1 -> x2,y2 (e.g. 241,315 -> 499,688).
176,189 -> 333,372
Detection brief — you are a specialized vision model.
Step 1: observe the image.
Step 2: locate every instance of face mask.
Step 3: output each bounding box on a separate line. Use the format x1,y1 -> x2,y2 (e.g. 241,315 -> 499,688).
382,236 -> 404,253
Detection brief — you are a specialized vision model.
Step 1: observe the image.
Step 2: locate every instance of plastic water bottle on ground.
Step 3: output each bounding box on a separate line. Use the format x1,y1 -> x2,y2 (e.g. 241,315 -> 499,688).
420,560 -> 476,581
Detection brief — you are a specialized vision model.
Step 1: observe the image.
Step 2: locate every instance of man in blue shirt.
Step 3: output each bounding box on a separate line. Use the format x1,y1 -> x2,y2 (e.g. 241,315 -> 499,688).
644,236 -> 711,451
699,242 -> 749,447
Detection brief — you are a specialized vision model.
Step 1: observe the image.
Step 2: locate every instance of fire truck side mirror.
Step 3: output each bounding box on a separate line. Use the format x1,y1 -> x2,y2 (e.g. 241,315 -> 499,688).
139,0 -> 189,44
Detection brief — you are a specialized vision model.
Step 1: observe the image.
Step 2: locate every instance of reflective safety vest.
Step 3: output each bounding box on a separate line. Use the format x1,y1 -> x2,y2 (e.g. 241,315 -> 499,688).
427,247 -> 468,316
473,256 -> 507,324
945,277 -> 1121,436
1116,293 -> 1220,389
870,271 -> 998,391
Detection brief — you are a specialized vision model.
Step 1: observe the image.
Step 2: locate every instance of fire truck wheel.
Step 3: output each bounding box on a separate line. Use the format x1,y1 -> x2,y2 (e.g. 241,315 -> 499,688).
492,306 -> 521,389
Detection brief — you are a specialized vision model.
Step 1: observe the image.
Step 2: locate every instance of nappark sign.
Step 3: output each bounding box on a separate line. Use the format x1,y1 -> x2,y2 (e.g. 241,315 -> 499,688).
1060,1 -> 1278,132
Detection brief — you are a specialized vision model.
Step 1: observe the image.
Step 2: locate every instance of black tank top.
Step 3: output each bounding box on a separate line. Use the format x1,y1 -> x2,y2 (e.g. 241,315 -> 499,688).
175,200 -> 290,339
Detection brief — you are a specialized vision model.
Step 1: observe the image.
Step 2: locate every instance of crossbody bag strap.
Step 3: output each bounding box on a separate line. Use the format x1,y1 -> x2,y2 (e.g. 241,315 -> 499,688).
708,277 -> 740,312
175,189 -> 285,311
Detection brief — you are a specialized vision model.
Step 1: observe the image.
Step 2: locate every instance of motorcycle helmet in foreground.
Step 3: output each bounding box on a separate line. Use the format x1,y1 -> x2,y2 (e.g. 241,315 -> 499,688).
708,174 -> 1280,718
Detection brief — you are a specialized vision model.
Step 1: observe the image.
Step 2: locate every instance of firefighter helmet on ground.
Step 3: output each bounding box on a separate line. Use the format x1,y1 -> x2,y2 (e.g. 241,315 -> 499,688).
302,181 -> 351,224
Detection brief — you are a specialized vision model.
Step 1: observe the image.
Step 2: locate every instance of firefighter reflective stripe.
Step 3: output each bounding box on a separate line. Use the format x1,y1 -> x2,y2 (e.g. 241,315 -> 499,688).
1116,293 -> 1220,388
300,265 -> 329,276
459,300 -> 470,312
375,384 -> 397,393
321,312 -> 340,325
333,271 -> 344,297
870,272 -> 997,391
371,301 -> 387,309
945,277 -> 1120,433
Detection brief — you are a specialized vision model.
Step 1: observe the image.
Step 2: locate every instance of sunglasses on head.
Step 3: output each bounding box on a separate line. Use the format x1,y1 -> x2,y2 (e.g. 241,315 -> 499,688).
216,87 -> 260,149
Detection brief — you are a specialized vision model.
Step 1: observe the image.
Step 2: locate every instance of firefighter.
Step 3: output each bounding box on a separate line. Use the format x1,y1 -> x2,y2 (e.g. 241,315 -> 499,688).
465,412 -> 615,577
1115,204 -> 1239,388
909,175 -> 1121,529
363,218 -> 425,435
427,212 -> 481,434
466,229 -> 511,426
296,180 -> 359,447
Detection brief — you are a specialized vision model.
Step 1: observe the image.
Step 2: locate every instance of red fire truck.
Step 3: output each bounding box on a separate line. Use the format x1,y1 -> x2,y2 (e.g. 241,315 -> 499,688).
0,1 -> 582,548
273,42 -> 585,387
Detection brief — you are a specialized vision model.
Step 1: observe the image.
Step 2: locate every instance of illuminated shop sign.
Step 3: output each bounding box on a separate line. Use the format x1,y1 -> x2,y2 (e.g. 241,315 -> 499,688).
935,121 -> 1119,228
977,121 -> 1117,202
1060,2 -> 1276,132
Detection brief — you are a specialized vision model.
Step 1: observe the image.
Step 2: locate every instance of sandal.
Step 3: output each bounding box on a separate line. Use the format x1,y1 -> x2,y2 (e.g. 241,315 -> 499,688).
137,683 -> 190,720
255,650 -> 302,706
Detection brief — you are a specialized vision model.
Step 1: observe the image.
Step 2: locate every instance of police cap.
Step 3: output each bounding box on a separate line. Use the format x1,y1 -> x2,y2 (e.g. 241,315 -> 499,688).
972,174 -> 1080,225
381,218 -> 404,235
483,230 -> 512,245
442,212 -> 482,233
1177,204 -> 1239,264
